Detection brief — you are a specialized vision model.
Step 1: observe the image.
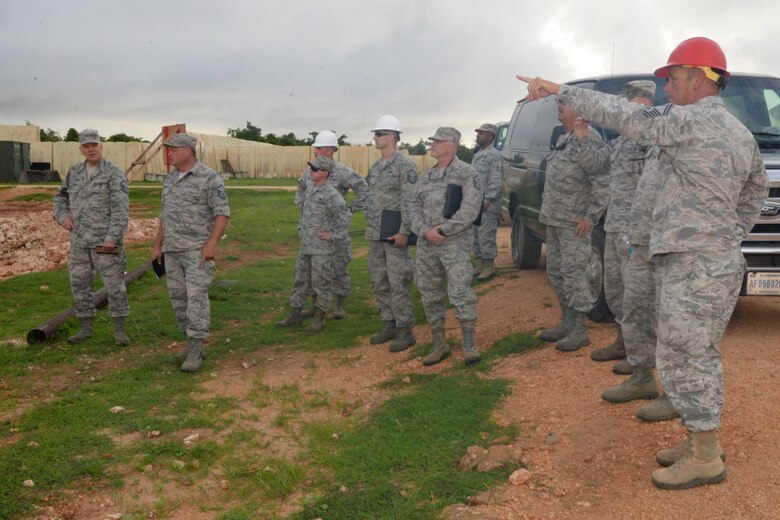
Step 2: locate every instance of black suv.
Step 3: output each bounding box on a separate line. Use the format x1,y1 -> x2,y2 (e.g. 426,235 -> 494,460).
502,73 -> 780,321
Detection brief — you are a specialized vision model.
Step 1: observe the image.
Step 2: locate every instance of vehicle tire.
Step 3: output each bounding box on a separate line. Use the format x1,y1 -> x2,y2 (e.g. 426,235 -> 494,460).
586,225 -> 613,323
511,211 -> 541,269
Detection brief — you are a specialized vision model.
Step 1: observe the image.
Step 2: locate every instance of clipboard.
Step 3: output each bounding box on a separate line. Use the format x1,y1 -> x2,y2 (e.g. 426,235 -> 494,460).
379,209 -> 417,246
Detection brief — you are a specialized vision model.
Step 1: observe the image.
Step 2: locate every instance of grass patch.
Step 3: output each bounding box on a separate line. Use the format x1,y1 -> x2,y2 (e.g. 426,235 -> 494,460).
297,374 -> 516,519
8,193 -> 53,202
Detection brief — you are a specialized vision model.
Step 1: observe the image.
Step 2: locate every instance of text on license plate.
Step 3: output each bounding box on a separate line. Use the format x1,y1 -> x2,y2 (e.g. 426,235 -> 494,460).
746,272 -> 780,295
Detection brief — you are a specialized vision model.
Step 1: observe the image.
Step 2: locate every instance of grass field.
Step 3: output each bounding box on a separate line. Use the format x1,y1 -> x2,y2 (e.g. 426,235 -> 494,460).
0,187 -> 538,519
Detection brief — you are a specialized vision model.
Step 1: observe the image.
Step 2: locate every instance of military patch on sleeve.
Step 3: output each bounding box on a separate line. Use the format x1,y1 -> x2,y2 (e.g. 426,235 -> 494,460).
217,185 -> 227,200
407,171 -> 418,184
643,104 -> 673,118
120,180 -> 128,194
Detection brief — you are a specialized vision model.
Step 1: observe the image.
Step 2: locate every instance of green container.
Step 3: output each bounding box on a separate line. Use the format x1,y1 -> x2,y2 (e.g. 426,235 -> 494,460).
0,141 -> 31,182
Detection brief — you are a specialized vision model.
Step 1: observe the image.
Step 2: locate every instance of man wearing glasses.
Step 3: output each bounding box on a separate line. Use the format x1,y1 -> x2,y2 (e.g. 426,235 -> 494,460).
364,115 -> 418,353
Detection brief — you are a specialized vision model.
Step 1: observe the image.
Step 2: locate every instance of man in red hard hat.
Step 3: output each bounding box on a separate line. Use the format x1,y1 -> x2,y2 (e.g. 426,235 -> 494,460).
517,37 -> 768,490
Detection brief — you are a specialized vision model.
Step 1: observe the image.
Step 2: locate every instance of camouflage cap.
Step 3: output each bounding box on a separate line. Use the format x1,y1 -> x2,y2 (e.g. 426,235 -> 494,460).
474,123 -> 498,135
164,133 -> 198,152
428,127 -> 461,144
621,80 -> 656,101
78,129 -> 101,145
308,156 -> 334,173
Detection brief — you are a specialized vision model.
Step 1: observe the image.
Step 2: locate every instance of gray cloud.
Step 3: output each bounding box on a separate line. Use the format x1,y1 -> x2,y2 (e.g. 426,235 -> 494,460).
1,0 -> 778,147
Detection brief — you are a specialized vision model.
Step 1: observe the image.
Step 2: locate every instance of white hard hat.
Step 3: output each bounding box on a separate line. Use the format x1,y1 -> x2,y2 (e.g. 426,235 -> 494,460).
371,115 -> 402,133
312,130 -> 338,148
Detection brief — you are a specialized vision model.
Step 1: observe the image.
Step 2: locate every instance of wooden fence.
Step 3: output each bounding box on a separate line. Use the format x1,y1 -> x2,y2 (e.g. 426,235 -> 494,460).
28,142 -> 436,180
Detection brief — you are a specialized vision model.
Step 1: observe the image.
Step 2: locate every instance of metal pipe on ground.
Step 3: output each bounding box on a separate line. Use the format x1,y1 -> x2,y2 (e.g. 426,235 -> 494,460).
26,260 -> 153,345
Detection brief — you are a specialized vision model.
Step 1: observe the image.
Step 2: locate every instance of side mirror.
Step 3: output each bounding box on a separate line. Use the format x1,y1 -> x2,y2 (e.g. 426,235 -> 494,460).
550,125 -> 565,149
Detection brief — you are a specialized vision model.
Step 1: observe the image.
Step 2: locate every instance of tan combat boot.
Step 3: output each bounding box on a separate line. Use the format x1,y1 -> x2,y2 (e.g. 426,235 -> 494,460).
422,320 -> 450,366
656,433 -> 726,467
180,338 -> 205,373
370,321 -> 398,344
555,311 -> 590,351
612,359 -> 634,375
389,327 -> 416,352
461,321 -> 480,365
301,296 -> 318,318
637,394 -> 680,422
113,317 -> 130,346
472,258 -> 483,278
652,431 -> 727,489
601,366 -> 659,403
477,259 -> 496,281
305,308 -> 326,333
68,317 -> 94,344
332,295 -> 346,320
590,326 -> 625,361
539,307 -> 571,342
276,307 -> 303,328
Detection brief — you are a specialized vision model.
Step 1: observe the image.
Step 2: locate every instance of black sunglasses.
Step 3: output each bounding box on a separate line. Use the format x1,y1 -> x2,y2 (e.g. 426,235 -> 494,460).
309,166 -> 323,172
374,131 -> 393,137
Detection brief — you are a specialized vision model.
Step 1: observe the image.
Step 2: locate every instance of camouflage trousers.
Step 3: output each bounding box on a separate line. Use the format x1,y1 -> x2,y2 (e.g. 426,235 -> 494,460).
164,249 -> 215,340
368,240 -> 415,328
68,245 -> 130,318
622,244 -> 659,368
290,252 -> 333,312
415,239 -> 477,324
331,237 -> 352,297
604,232 -> 630,324
472,211 -> 499,260
655,249 -> 743,432
545,225 -> 591,313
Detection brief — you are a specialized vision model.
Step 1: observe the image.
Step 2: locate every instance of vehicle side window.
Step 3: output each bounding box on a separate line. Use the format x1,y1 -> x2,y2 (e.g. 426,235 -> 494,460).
494,124 -> 508,151
508,101 -> 542,152
530,98 -> 561,151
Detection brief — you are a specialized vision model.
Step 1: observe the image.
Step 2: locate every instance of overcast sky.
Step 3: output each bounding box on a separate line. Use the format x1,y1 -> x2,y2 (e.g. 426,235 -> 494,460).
1,0 -> 778,146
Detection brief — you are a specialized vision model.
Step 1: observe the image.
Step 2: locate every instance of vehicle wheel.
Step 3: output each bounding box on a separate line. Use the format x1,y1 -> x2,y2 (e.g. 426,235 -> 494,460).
511,211 -> 541,269
586,225 -> 613,323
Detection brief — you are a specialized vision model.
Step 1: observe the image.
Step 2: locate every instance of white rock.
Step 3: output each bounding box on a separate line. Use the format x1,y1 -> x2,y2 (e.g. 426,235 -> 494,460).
109,406 -> 125,414
23,479 -> 35,487
183,433 -> 199,445
509,468 -> 532,486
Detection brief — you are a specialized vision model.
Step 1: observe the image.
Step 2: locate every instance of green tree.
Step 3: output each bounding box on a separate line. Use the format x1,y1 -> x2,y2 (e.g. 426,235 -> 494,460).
39,128 -> 62,142
106,133 -> 143,142
227,121 -> 263,142
400,139 -> 428,156
456,144 -> 474,163
337,134 -> 350,146
64,128 -> 79,142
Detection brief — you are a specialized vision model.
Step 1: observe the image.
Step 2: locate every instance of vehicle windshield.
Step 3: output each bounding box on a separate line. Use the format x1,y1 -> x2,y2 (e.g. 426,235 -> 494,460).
591,75 -> 780,150
721,75 -> 780,150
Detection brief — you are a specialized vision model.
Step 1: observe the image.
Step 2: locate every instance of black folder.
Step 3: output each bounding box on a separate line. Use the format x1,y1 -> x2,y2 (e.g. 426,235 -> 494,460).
443,184 -> 484,226
379,209 -> 417,246
152,257 -> 166,279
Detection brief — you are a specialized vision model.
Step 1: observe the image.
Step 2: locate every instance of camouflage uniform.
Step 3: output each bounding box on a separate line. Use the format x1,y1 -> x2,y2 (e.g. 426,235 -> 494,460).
540,128 -> 610,313
296,161 -> 367,297
621,148 -> 663,368
160,161 -> 231,339
471,144 -> 503,260
53,158 -> 130,319
289,182 -> 350,311
603,136 -> 649,325
410,156 -> 482,323
560,84 -> 768,431
365,150 -> 418,328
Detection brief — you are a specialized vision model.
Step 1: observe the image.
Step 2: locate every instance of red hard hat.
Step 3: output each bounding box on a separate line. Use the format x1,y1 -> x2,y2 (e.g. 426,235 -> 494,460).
654,37 -> 729,78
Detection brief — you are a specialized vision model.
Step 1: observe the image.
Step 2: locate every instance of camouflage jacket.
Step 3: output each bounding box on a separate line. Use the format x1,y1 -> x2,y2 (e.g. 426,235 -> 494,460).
410,156 -> 483,246
625,146 -> 662,245
52,158 -> 129,247
471,145 -> 503,214
364,149 -> 418,241
298,183 -> 350,255
604,135 -> 650,233
559,85 -> 768,254
160,161 -> 231,253
539,127 -> 610,227
295,160 -> 368,214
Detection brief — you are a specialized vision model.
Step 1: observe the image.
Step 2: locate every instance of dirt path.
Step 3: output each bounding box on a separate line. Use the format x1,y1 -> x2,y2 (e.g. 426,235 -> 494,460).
8,205 -> 780,519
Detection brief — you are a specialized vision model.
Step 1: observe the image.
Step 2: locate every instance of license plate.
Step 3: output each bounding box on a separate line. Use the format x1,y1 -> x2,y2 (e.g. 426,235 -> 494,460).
746,272 -> 780,295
